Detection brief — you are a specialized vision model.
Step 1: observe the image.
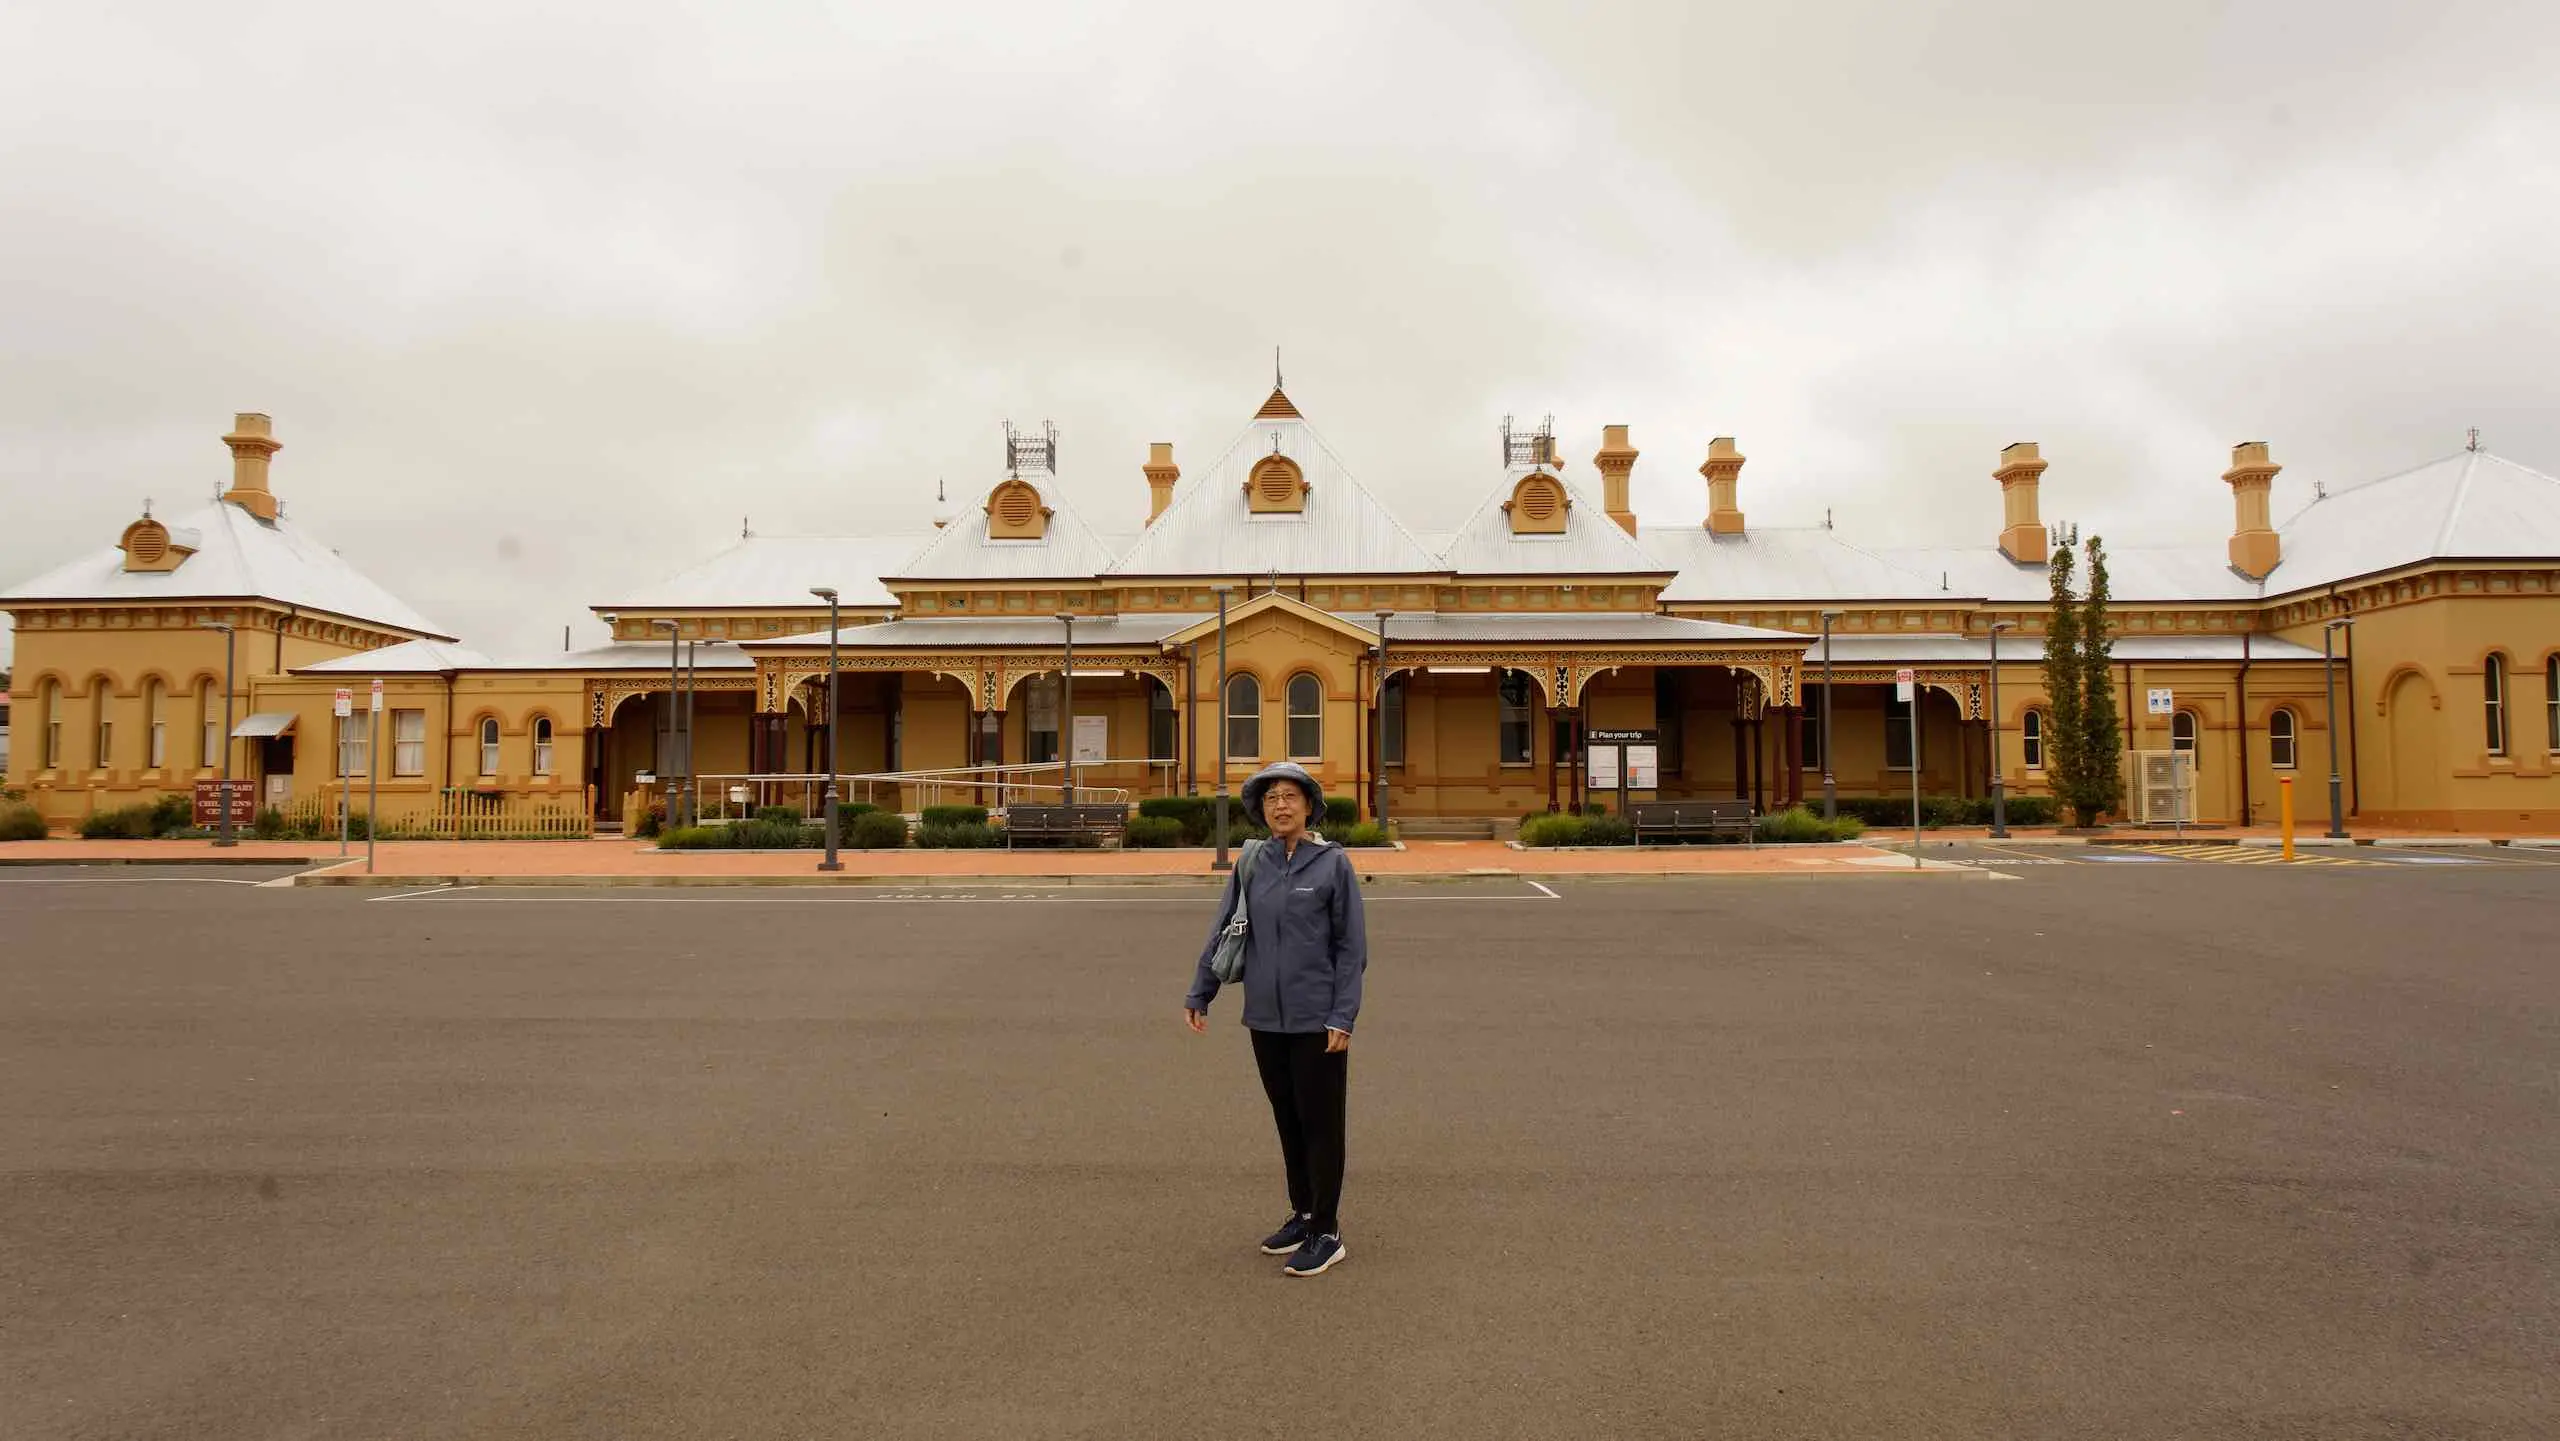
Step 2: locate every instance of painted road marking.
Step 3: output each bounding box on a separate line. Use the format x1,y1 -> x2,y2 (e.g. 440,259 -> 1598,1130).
366,883 -> 1563,906
0,876 -> 268,886
2121,844 -> 2367,867
366,885 -> 481,902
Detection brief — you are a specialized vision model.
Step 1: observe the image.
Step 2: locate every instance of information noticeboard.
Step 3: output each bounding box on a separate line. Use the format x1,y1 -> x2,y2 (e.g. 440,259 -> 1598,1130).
1624,743 -> 1659,790
1587,743 -> 1621,790
1072,714 -> 1109,765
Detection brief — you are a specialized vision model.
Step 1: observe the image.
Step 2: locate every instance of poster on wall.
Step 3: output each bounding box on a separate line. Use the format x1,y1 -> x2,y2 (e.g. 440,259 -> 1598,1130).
1072,714 -> 1109,765
1624,743 -> 1659,790
1586,743 -> 1621,790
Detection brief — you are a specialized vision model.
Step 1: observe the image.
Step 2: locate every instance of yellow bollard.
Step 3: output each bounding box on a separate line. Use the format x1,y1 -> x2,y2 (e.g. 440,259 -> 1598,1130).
2279,775 -> 2295,862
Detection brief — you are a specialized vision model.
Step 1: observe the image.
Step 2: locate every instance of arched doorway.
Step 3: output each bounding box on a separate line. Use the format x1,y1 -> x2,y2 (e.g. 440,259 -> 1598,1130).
2382,669 -> 2439,814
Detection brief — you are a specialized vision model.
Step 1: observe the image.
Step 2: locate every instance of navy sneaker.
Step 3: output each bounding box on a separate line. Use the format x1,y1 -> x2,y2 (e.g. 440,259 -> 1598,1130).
1284,1232 -> 1347,1278
1259,1214 -> 1313,1256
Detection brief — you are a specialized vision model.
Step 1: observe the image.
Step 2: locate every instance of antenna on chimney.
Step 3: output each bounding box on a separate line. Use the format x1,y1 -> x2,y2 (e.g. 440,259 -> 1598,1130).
2467,427 -> 2481,453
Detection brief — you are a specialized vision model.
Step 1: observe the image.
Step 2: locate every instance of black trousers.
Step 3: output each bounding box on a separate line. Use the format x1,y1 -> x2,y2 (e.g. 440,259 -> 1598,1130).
1250,1028 -> 1349,1235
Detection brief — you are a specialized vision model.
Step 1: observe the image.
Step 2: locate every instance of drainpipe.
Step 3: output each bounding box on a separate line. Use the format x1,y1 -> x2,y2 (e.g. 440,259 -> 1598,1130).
440,668 -> 457,797
274,604 -> 298,674
2236,632 -> 2253,825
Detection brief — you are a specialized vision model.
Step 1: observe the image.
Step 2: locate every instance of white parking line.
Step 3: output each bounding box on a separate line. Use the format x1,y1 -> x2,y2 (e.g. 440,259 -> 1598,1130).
0,876 -> 268,886
365,885 -> 481,902
369,884 -> 1561,906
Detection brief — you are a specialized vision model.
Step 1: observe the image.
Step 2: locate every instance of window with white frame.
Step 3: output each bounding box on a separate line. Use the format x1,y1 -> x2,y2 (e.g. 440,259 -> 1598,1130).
394,710 -> 426,776
146,680 -> 166,768
43,680 -> 62,769
2483,653 -> 2508,755
1286,673 -> 1323,759
2268,708 -> 2298,769
1224,674 -> 1261,760
1497,671 -> 1535,765
1379,675 -> 1406,767
2021,708 -> 2044,770
532,717 -> 554,776
93,686 -> 113,770
337,714 -> 370,778
478,716 -> 501,777
199,680 -> 219,769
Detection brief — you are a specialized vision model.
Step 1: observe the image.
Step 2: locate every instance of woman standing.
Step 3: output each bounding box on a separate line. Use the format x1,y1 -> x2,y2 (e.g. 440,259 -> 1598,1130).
1183,761 -> 1369,1278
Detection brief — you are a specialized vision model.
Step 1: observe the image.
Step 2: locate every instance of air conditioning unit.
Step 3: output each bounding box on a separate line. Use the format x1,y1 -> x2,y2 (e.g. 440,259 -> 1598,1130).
2126,750 -> 2195,825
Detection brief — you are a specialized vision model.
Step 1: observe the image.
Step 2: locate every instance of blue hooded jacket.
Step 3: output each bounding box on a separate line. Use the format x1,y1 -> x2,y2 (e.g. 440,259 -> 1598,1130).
1184,834 -> 1368,1035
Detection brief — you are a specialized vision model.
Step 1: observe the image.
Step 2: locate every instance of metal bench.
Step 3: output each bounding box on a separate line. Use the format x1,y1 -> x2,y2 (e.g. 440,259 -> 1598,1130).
1003,803 -> 1129,848
1629,799 -> 1756,847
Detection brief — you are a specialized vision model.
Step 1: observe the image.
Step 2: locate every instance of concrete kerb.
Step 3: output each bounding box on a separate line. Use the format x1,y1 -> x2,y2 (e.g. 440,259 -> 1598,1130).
0,854 -> 333,868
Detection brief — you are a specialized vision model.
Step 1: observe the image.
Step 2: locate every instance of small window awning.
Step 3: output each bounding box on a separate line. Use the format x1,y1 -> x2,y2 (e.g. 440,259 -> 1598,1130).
231,712 -> 299,739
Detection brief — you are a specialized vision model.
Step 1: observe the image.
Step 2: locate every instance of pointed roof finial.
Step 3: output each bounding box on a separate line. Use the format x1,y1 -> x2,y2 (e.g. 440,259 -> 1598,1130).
143,497 -> 153,519
1275,345 -> 1283,390
2467,426 -> 2481,453
936,476 -> 947,504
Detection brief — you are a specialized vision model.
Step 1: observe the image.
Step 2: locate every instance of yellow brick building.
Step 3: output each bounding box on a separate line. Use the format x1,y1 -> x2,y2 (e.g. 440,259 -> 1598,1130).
8,397 -> 2558,833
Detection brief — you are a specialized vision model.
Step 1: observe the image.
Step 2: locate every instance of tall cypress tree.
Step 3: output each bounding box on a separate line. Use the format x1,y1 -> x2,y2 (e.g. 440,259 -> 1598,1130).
2076,535 -> 2124,823
2042,542 -> 2084,823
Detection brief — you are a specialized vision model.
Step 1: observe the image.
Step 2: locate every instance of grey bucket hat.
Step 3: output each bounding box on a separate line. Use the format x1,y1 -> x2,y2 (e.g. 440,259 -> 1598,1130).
1240,761 -> 1323,829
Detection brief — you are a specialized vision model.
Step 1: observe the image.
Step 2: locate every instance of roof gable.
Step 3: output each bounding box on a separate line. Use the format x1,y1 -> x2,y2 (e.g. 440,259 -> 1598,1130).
1439,464 -> 1665,576
1160,589 -> 1386,648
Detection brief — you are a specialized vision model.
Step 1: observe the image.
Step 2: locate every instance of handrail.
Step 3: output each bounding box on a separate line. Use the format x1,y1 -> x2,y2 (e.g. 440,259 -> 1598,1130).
691,760 -> 1173,821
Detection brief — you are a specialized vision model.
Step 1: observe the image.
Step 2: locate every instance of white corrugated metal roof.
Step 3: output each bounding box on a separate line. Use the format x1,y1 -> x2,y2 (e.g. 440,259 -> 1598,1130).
1435,467 -> 1667,576
1876,544 -> 2264,604
1645,525 -> 1944,602
609,534 -> 930,610
2266,449 -> 2560,593
297,639 -> 497,674
1812,633 -> 2323,664
2,500 -> 451,638
1107,398 -> 1447,577
1374,612 -> 1805,645
892,471 -> 1121,582
793,614 -> 1205,650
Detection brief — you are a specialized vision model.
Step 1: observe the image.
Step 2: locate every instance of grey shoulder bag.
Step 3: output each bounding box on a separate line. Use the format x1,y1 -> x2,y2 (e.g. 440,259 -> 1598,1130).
1208,839 -> 1262,984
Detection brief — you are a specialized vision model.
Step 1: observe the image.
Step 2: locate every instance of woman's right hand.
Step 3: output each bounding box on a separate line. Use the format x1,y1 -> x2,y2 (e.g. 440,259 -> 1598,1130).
1183,1008 -> 1208,1034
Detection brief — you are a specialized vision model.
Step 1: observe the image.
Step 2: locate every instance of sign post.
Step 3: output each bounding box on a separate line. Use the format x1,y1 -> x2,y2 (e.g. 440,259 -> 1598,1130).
1897,669 -> 1920,868
367,680 -> 383,875
333,688 -> 353,856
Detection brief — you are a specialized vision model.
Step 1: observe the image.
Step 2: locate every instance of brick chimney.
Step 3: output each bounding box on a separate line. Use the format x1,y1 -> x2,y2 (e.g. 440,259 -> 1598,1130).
2223,440 -> 2282,579
1994,441 -> 2049,565
1144,442 -> 1179,525
1701,437 -> 1745,535
221,413 -> 281,522
1592,425 -> 1639,535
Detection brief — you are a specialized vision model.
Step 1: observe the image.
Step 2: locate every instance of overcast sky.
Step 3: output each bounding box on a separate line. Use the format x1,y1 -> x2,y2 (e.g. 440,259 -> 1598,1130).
4,0 -> 2556,661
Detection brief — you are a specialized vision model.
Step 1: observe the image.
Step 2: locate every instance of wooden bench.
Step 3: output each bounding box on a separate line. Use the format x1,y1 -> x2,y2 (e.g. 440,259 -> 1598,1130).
1003,803 -> 1129,848
1629,799 -> 1756,847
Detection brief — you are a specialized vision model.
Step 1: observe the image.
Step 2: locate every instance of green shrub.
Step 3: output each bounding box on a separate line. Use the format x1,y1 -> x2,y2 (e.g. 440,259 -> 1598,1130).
1334,821 -> 1389,848
1322,796 -> 1359,828
1581,815 -> 1633,846
753,805 -> 805,825
840,801 -> 878,819
633,805 -> 665,839
1755,806 -> 1868,843
1139,795 -> 1215,844
917,820 -> 999,849
733,819 -> 817,849
920,803 -> 989,827
2001,795 -> 2058,825
848,810 -> 909,850
1519,814 -> 1589,847
78,804 -> 160,840
0,784 -> 24,802
149,794 -> 193,835
0,801 -> 47,841
1125,815 -> 1185,847
656,825 -> 725,849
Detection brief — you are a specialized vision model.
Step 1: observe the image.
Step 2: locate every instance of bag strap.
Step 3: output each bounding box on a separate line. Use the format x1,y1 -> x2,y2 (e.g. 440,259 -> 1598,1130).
1229,838 -> 1260,925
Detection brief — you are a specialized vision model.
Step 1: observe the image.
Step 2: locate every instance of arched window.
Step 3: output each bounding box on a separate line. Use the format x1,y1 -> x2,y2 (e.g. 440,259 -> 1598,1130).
1379,675 -> 1407,767
2171,710 -> 2200,767
2548,656 -> 2559,753
1497,671 -> 1535,765
1286,673 -> 1323,759
2020,708 -> 2045,770
198,680 -> 219,769
478,716 -> 501,777
532,717 -> 555,776
41,680 -> 62,769
2268,707 -> 2298,770
2483,653 -> 2508,755
145,679 -> 167,768
1147,682 -> 1176,761
1224,674 -> 1261,761
93,682 -> 114,771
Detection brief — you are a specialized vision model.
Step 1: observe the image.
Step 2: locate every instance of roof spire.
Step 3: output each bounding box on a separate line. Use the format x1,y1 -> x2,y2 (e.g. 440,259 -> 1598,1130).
1275,345 -> 1282,390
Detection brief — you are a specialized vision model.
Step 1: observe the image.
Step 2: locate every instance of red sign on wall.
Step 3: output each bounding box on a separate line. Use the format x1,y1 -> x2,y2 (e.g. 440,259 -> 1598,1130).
193,779 -> 256,827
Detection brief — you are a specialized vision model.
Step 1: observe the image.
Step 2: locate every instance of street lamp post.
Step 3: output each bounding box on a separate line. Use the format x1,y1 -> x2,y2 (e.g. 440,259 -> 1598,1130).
811,587 -> 842,871
1056,613 -> 1077,805
2323,616 -> 2354,838
199,621 -> 237,847
1818,610 -> 1840,822
683,640 -> 697,828
1373,609 -> 1394,828
1213,586 -> 1233,871
652,620 -> 679,826
1988,620 -> 2015,838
